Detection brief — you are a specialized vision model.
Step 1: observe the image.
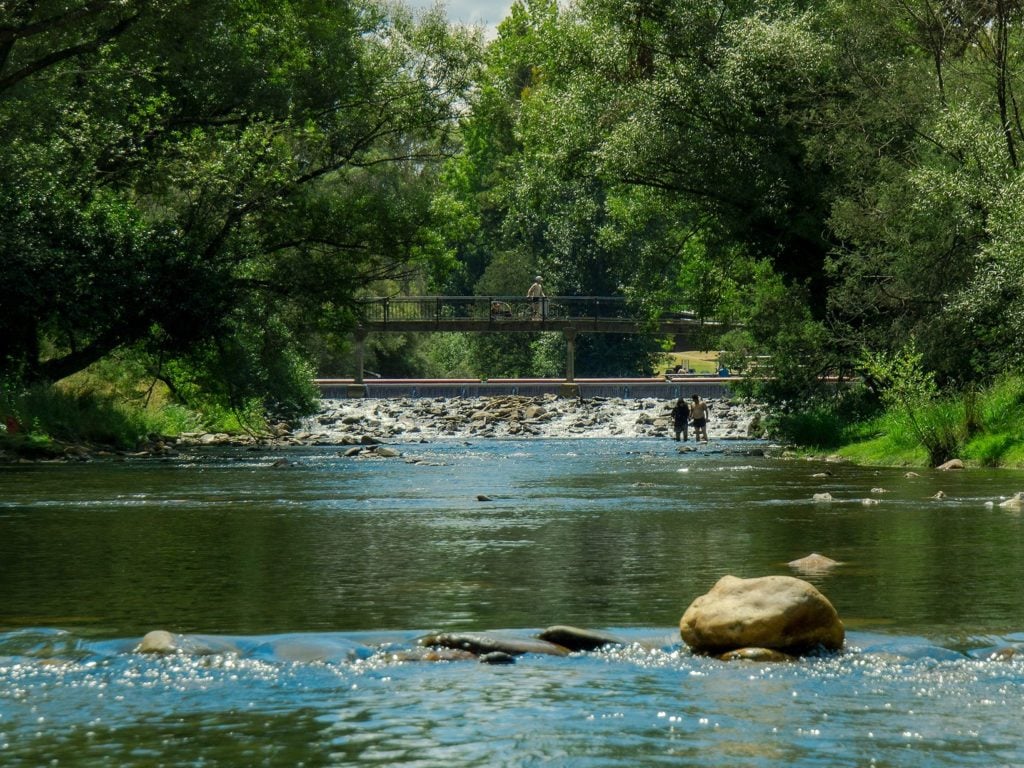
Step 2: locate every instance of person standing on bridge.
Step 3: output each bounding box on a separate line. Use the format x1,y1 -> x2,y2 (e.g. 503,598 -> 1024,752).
527,275 -> 545,319
670,397 -> 690,442
690,394 -> 710,442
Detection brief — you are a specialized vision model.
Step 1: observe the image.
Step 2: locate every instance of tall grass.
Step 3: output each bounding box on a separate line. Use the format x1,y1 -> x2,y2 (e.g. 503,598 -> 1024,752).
0,382 -> 186,450
962,377 -> 1024,467
830,375 -> 1024,468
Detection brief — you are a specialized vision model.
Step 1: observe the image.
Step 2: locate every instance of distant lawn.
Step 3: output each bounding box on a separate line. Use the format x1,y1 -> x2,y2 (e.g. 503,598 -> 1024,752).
661,350 -> 721,375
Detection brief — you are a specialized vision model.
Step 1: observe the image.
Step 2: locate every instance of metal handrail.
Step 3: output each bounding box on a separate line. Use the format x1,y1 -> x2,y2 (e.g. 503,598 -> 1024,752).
356,296 -> 694,324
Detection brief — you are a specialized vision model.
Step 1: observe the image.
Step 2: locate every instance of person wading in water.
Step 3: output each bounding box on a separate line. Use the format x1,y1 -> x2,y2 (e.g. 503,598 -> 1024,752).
670,397 -> 690,441
690,394 -> 710,442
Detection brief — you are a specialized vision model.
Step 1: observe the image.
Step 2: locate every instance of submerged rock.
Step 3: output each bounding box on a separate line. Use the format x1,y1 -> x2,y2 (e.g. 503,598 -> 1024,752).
999,492 -> 1024,510
679,575 -> 844,656
719,647 -> 796,662
536,625 -> 626,652
136,630 -> 238,656
787,553 -> 841,576
417,631 -> 569,657
479,651 -> 517,665
388,647 -> 477,663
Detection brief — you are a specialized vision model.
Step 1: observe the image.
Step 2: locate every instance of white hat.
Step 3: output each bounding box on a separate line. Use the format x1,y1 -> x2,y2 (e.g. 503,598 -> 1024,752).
535,275 -> 542,281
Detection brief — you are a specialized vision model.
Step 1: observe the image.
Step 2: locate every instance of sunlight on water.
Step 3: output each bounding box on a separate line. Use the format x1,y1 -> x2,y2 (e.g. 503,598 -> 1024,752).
3,628 -> 1024,766
3,438 -> 1024,764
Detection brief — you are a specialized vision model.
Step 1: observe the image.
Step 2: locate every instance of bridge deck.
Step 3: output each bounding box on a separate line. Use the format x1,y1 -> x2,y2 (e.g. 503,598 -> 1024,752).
356,296 -> 712,335
317,377 -> 739,400
346,296 -> 724,391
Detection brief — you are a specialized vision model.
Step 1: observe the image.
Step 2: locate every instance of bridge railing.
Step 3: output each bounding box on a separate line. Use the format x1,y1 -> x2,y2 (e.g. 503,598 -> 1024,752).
357,296 -> 695,323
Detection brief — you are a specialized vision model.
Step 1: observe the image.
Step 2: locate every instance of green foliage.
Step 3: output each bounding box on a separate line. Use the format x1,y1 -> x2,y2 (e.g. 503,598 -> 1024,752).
859,342 -> 963,466
769,382 -> 882,447
5,0 -> 1024,412
826,374 -> 1024,469
0,0 -> 481,418
417,334 -> 476,378
1,379 -> 169,451
160,313 -> 319,428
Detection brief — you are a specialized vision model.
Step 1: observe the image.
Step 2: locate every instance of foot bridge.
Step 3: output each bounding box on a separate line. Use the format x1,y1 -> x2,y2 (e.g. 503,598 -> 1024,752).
342,296 -> 723,397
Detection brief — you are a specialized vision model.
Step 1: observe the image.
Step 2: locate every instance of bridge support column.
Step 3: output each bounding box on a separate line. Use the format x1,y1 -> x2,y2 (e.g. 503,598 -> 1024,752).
559,328 -> 580,398
349,328 -> 368,398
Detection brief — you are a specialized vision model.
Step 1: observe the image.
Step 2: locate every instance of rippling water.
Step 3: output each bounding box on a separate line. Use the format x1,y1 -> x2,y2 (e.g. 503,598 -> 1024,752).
3,438 -> 1024,766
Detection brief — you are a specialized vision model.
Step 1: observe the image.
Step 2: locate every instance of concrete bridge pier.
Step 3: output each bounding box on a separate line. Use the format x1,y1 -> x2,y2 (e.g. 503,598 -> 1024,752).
348,328 -> 368,398
559,328 -> 580,398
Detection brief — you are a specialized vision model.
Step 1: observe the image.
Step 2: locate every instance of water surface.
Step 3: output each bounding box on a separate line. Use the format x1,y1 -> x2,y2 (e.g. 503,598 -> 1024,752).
2,439 -> 1024,766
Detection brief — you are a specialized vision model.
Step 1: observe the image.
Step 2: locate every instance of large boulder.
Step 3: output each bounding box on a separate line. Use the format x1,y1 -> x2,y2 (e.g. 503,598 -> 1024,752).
680,575 -> 844,656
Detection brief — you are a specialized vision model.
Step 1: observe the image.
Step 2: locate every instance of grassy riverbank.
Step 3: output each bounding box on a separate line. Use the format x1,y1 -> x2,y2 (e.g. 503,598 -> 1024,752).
777,376 -> 1024,469
0,376 -> 255,459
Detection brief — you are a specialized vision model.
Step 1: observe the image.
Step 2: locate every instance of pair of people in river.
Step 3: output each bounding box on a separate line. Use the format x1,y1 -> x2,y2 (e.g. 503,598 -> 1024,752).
671,394 -> 709,442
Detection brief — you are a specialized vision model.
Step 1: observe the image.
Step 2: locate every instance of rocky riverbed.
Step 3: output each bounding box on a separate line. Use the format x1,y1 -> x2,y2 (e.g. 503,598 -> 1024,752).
3,395 -> 769,462
291,394 -> 768,444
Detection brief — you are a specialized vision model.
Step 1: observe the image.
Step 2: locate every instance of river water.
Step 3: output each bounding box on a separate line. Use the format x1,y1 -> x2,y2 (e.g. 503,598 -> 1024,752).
3,438 -> 1024,766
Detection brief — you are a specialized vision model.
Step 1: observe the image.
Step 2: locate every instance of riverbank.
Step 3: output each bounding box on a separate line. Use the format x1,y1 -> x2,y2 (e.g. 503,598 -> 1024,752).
776,375 -> 1024,470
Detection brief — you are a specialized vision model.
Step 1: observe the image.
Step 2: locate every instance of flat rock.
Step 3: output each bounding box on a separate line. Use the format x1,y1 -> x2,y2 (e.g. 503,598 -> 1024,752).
536,625 -> 626,652
387,647 -> 478,663
417,631 -> 569,657
479,651 -> 517,665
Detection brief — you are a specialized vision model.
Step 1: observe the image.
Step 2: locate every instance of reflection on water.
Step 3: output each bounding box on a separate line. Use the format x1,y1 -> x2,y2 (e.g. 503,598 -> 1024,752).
3,438 -> 1024,765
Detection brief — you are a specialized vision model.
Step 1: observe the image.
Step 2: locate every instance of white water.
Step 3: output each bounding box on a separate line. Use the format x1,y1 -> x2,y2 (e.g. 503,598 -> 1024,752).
299,395 -> 766,442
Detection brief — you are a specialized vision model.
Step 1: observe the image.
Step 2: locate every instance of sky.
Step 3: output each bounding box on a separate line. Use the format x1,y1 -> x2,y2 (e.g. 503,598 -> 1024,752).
412,0 -> 514,34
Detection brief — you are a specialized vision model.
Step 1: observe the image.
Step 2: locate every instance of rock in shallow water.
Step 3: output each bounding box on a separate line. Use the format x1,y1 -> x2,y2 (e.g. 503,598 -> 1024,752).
680,575 -> 844,656
536,625 -> 626,652
138,630 -> 177,653
719,647 -> 796,662
479,651 -> 517,665
787,553 -> 841,576
417,631 -> 569,657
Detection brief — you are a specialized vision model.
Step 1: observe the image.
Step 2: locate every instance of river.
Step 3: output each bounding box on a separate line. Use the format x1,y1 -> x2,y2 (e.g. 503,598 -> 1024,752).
2,437 -> 1024,766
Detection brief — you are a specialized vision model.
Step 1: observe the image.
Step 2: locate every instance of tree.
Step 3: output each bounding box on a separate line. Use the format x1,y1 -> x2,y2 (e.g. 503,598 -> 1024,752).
0,0 -> 481,416
822,0 -> 1024,384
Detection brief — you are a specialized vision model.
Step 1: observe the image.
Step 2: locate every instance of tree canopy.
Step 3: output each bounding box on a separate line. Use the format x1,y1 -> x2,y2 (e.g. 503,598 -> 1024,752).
3,0 -> 1024,416
0,0 -> 479,415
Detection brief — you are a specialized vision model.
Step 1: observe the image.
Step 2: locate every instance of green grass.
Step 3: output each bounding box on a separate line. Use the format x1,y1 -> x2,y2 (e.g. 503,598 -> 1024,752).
0,377 -> 258,456
827,375 -> 1024,468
